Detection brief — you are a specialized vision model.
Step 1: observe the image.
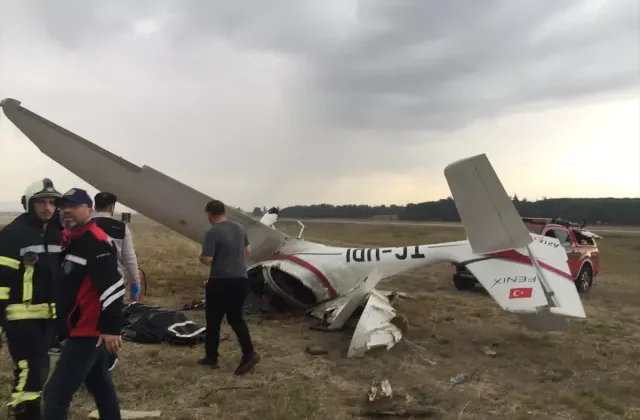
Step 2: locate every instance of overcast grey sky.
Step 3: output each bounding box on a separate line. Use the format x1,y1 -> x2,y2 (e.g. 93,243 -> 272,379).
1,0 -> 639,211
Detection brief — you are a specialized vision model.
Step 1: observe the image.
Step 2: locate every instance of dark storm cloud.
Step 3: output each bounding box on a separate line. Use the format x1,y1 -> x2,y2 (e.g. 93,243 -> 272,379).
170,0 -> 640,131
25,0 -> 174,48
311,1 -> 640,131
21,0 -> 639,132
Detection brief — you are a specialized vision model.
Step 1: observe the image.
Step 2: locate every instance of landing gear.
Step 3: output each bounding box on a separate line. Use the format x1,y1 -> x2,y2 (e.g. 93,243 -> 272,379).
453,273 -> 476,291
452,264 -> 476,291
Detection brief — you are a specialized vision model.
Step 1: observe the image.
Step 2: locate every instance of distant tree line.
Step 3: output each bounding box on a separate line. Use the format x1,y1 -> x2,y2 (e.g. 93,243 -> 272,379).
269,196 -> 640,225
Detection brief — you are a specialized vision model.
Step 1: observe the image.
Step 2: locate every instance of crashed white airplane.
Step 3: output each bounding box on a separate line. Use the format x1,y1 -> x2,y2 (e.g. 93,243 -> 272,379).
0,98 -> 586,357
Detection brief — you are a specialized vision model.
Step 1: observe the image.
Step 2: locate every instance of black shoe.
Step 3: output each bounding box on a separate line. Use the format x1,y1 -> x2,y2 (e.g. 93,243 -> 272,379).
14,399 -> 40,420
198,357 -> 219,369
234,353 -> 260,375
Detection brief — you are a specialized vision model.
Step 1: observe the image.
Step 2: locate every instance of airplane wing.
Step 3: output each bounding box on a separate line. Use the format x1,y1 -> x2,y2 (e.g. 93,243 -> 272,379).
0,98 -> 287,262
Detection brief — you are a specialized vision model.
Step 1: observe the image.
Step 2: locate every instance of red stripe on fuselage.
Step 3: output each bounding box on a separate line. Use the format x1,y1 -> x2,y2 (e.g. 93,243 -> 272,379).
271,254 -> 337,297
486,250 -> 573,281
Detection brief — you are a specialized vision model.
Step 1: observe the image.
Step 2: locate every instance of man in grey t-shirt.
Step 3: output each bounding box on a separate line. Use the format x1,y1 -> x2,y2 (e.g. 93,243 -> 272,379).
198,199 -> 259,375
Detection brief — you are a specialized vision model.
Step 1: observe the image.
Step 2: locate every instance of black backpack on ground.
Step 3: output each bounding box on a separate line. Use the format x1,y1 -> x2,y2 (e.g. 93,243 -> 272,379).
121,303 -> 206,346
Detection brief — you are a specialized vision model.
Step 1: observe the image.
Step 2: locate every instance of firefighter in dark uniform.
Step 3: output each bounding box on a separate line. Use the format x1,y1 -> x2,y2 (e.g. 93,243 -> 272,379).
0,179 -> 63,420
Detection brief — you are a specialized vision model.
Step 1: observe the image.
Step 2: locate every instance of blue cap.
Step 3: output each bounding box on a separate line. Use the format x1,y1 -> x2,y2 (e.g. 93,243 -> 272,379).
59,188 -> 93,207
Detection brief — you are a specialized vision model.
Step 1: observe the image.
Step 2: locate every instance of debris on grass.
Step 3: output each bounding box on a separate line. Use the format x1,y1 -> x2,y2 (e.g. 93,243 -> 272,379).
368,379 -> 394,402
305,345 -> 328,355
403,339 -> 437,366
450,373 -> 470,385
362,379 -> 445,418
481,346 -> 498,357
359,406 -> 446,418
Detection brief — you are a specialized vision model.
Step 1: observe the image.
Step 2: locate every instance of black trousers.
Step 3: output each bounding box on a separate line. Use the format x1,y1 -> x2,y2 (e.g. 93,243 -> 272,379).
3,319 -> 56,420
42,337 -> 121,420
205,277 -> 254,362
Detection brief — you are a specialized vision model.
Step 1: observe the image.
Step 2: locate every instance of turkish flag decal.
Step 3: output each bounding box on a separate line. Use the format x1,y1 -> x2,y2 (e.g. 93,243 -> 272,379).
509,287 -> 533,299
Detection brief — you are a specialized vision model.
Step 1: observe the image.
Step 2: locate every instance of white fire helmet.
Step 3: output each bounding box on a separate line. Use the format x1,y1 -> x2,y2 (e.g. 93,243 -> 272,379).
21,178 -> 62,211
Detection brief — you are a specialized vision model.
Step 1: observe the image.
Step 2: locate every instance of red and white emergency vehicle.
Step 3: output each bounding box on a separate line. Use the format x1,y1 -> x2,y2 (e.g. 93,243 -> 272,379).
453,217 -> 602,293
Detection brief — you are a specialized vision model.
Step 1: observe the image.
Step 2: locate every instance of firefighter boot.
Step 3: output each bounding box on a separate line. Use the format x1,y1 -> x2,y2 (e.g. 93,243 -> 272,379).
6,400 -> 41,420
18,400 -> 41,420
6,403 -> 23,420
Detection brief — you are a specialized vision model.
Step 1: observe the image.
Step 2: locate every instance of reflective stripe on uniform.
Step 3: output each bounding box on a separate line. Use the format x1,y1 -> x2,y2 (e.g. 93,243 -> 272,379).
8,360 -> 40,406
19,245 -> 45,256
0,286 -> 9,300
0,256 -> 20,270
19,244 -> 62,255
5,303 -> 56,321
48,245 -> 62,253
22,265 -> 34,302
100,278 -> 125,309
65,254 -> 87,265
9,391 -> 41,406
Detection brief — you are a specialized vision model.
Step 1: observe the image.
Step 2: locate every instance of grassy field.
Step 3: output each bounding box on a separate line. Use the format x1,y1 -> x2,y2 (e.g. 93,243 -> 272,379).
1,216 -> 640,419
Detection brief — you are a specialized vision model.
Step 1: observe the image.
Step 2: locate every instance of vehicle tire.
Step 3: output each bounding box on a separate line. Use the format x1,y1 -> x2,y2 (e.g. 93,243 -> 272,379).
574,264 -> 593,293
453,274 -> 475,291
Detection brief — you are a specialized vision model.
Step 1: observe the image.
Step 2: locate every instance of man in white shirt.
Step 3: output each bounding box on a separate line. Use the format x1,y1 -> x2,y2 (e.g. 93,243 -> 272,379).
91,192 -> 141,302
91,192 -> 141,372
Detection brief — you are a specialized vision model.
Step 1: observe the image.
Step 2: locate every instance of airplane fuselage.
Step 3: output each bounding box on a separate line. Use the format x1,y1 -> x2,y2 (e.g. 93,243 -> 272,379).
247,237 -> 471,310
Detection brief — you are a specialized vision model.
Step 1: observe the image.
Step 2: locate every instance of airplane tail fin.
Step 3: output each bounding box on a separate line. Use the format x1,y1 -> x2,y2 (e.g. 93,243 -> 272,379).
444,154 -> 586,329
444,153 -> 532,254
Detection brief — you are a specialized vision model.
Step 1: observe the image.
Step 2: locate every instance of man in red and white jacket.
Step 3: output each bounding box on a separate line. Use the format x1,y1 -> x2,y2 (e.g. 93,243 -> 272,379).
42,188 -> 124,420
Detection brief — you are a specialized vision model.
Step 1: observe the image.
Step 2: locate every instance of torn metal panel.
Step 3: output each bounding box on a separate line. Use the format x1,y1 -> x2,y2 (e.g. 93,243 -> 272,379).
309,293 -> 351,323
263,260 -> 332,303
376,290 -> 413,299
348,289 -> 404,358
309,269 -> 383,330
368,379 -> 393,402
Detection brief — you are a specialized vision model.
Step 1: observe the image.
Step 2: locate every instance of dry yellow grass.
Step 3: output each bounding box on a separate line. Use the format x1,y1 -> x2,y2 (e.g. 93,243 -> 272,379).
0,216 -> 17,226
1,216 -> 640,419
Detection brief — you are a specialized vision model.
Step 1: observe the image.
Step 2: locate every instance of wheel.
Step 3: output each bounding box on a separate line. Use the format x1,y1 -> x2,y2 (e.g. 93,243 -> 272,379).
575,264 -> 593,293
453,273 -> 476,291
